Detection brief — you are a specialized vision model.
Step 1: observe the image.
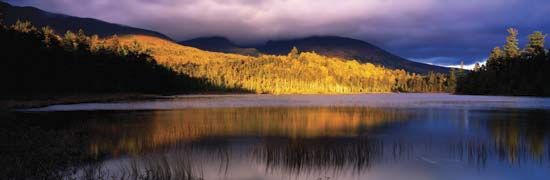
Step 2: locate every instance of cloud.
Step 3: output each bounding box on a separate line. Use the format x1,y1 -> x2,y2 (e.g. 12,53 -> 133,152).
446,60 -> 487,70
6,0 -> 550,65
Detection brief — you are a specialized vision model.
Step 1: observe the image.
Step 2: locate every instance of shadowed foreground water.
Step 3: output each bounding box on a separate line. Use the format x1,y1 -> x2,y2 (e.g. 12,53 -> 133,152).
3,94 -> 550,180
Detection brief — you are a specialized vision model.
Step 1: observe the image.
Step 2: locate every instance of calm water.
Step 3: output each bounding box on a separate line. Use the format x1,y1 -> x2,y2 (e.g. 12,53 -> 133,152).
4,94 -> 550,180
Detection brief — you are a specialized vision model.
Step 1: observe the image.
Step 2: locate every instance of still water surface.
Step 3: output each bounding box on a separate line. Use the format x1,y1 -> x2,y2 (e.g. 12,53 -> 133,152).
6,94 -> 550,179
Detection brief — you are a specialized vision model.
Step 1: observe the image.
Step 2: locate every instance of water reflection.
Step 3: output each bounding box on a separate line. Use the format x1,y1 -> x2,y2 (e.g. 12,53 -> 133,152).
485,110 -> 550,164
4,106 -> 550,179
66,107 -> 414,156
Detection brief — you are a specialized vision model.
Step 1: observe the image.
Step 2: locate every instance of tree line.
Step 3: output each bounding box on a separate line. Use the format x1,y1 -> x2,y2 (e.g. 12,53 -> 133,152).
457,28 -> 550,96
0,20 -> 232,96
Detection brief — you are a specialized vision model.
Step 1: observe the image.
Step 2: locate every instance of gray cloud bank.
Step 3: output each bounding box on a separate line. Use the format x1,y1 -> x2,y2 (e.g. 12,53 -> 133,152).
6,0 -> 550,65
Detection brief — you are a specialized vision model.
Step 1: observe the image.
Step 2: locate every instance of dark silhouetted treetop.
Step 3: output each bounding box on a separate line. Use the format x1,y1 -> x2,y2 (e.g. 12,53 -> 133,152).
457,28 -> 549,96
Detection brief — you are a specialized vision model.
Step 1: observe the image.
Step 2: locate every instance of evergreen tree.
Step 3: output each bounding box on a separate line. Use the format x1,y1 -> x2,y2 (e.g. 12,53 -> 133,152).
89,35 -> 101,52
110,34 -> 124,54
41,26 -> 56,47
473,63 -> 481,72
76,29 -> 90,50
487,47 -> 504,67
525,31 -> 546,56
457,28 -> 550,96
504,28 -> 520,59
448,68 -> 457,92
288,46 -> 299,59
63,30 -> 78,51
458,60 -> 465,77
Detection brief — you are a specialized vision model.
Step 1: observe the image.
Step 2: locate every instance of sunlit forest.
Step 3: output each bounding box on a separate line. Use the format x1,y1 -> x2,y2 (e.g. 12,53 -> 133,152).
117,35 -> 454,94
1,19 -> 454,95
457,28 -> 550,96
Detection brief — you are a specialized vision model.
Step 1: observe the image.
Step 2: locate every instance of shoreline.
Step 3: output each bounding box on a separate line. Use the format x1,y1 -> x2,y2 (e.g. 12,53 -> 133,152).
0,93 -> 167,110
9,92 -> 521,111
3,92 -> 549,112
0,92 -> 396,110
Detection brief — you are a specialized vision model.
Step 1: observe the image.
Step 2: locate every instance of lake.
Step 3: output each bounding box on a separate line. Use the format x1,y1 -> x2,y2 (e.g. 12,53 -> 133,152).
3,94 -> 550,180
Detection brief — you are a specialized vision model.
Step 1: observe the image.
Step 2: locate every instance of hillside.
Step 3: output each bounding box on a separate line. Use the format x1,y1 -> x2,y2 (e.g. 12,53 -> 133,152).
179,37 -> 260,56
0,1 -> 171,40
118,35 -> 452,94
117,35 -> 255,65
0,21 -> 216,96
256,36 -> 449,74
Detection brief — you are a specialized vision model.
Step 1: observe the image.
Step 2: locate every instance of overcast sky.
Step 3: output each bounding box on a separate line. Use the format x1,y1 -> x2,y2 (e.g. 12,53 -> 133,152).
6,0 -> 550,66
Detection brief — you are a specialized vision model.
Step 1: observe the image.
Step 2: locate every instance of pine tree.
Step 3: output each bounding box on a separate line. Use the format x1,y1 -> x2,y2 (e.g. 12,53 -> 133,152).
456,28 -> 550,96
473,63 -> 481,72
504,28 -> 520,59
110,34 -> 124,54
525,31 -> 546,55
488,47 -> 504,60
288,46 -> 299,59
458,60 -> 465,77
89,35 -> 100,52
41,26 -> 56,47
487,47 -> 504,68
448,68 -> 457,92
63,30 -> 78,51
76,29 -> 90,50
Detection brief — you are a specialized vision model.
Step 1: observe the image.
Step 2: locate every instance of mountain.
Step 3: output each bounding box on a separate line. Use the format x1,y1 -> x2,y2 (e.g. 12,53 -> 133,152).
0,1 -> 171,40
179,37 -> 260,56
179,35 -> 449,74
256,36 -> 449,74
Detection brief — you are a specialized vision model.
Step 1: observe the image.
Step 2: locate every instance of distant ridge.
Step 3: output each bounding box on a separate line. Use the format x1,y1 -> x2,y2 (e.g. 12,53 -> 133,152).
179,35 -> 449,74
0,1 -> 172,40
256,36 -> 449,74
179,37 -> 260,56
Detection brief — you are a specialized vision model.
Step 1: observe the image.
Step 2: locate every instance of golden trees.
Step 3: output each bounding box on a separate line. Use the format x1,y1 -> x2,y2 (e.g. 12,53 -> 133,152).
118,35 -> 452,94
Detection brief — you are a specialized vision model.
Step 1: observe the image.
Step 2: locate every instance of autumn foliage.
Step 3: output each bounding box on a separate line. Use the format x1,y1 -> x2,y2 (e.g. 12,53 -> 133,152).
118,35 -> 453,94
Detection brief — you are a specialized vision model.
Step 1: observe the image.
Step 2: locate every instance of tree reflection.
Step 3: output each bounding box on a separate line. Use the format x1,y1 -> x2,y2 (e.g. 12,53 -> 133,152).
7,108 -> 550,179
79,107 -> 413,156
449,110 -> 550,167
486,110 -> 550,164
